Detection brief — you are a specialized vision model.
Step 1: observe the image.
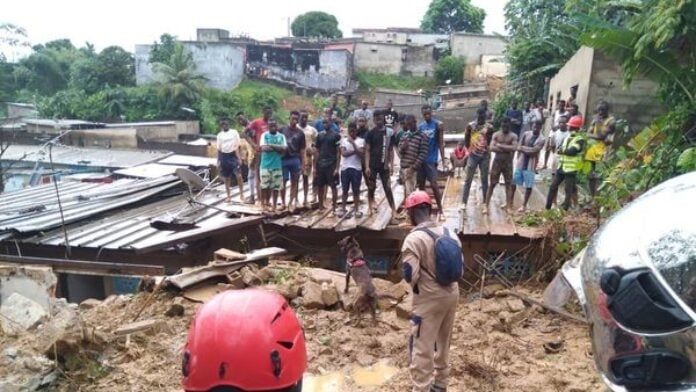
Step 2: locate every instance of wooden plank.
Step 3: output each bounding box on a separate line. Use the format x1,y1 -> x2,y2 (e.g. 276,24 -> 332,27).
0,254 -> 165,277
214,248 -> 246,262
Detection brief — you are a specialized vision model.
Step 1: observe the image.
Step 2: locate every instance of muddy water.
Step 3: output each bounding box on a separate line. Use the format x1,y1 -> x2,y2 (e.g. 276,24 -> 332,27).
303,360 -> 399,391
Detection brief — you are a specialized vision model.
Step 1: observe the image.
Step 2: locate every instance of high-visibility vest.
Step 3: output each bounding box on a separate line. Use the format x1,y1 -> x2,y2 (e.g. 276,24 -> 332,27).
559,133 -> 585,173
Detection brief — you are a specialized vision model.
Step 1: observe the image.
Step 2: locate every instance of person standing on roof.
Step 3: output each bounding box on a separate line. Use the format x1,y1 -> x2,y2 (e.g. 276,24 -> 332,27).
314,108 -> 340,134
260,119 -> 286,213
398,114 -> 430,196
315,117 -> 341,213
299,110 -> 317,208
506,100 -> 524,137
246,106 -> 273,203
182,289 -> 306,392
401,190 -> 463,392
417,105 -> 446,216
484,117 -> 518,214
461,107 -> 494,211
365,110 -> 397,220
512,119 -> 545,212
280,111 -> 306,213
338,122 -> 365,218
585,100 -> 615,199
216,117 -> 245,204
545,115 -> 586,211
542,100 -> 568,170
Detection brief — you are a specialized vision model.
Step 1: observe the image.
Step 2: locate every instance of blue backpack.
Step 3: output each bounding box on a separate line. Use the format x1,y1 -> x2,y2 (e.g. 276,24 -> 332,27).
417,227 -> 464,285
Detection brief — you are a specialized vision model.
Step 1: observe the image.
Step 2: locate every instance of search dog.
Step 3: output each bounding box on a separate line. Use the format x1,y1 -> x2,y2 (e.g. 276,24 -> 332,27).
337,235 -> 377,325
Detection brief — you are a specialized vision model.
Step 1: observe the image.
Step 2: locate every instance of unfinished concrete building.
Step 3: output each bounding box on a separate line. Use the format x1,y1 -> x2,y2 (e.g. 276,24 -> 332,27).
548,46 -> 664,132
450,33 -> 507,80
353,42 -> 437,77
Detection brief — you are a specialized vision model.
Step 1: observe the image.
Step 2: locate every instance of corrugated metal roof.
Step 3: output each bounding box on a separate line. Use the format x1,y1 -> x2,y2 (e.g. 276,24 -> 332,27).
114,163 -> 185,179
1,144 -> 171,168
0,176 -> 181,235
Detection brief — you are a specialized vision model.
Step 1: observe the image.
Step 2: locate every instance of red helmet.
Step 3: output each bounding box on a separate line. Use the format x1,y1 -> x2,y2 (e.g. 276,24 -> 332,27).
182,289 -> 306,391
404,190 -> 432,209
568,115 -> 584,129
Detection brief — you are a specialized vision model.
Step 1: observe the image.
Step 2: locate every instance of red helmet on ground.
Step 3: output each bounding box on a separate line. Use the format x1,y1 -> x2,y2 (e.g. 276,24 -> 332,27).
182,289 -> 306,392
404,190 -> 432,209
568,115 -> 584,129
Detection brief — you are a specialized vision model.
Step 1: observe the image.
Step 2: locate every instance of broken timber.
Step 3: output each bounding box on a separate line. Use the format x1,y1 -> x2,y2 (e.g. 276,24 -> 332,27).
165,247 -> 286,290
0,254 -> 165,277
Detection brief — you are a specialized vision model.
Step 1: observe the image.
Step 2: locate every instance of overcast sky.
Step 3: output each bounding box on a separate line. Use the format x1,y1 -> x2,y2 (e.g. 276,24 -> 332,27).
2,0 -> 507,58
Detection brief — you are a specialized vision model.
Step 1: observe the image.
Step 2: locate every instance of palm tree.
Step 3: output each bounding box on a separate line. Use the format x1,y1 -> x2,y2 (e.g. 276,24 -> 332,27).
151,43 -> 207,108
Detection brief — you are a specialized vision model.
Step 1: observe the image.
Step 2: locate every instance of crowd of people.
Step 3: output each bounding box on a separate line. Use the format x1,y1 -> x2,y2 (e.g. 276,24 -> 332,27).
215,94 -> 615,221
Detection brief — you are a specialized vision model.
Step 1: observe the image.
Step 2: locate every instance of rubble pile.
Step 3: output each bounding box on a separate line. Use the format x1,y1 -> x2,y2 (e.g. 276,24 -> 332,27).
0,261 -> 603,391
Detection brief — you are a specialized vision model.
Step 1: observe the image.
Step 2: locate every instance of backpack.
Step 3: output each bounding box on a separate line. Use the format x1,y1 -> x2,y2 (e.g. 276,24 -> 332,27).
417,227 -> 464,285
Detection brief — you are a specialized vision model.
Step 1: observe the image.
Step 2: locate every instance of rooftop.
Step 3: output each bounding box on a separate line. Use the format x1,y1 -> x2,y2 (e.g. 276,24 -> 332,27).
1,144 -> 172,169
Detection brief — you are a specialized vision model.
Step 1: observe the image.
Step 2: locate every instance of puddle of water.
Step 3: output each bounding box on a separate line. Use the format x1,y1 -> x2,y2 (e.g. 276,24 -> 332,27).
303,371 -> 345,392
351,360 -> 400,387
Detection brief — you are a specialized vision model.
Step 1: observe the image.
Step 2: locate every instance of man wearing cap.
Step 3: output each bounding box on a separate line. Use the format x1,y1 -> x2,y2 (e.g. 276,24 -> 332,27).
401,191 -> 462,392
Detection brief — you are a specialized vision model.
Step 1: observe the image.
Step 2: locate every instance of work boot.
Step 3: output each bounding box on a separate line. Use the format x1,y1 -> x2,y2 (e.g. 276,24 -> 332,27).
430,385 -> 447,392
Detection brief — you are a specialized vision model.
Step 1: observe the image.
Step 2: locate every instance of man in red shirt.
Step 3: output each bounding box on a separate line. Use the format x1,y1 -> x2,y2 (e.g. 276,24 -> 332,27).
245,106 -> 273,203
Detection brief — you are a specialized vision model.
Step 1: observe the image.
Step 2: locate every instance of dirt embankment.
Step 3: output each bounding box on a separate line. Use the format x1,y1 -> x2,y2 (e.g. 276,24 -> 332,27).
1,266 -> 604,392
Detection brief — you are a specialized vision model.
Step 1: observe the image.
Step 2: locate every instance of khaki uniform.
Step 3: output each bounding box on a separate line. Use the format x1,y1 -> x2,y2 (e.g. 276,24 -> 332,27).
401,221 -> 460,392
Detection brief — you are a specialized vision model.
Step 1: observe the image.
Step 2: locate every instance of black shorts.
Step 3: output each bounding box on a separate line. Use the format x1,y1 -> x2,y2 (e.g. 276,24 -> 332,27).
315,164 -> 338,187
366,167 -> 390,192
341,168 -> 362,194
218,152 -> 240,178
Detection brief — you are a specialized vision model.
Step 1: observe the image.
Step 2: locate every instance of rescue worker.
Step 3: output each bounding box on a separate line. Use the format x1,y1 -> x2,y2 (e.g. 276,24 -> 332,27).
182,289 -> 306,392
401,191 -> 462,392
585,100 -> 616,198
545,115 -> 586,210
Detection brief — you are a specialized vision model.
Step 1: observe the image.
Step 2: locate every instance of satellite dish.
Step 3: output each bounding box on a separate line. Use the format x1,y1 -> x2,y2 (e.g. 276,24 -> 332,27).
175,168 -> 206,192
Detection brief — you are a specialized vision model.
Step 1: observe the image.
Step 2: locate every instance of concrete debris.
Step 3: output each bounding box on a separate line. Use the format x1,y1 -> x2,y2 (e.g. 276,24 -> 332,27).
395,293 -> 413,319
506,298 -> 527,313
301,280 -> 325,309
478,298 -> 506,314
321,282 -> 340,307
0,293 -> 48,335
213,248 -> 246,262
240,266 -> 263,286
3,347 -> 18,359
113,319 -> 163,336
481,283 -> 507,298
79,298 -> 102,310
0,264 -> 57,312
165,303 -> 185,317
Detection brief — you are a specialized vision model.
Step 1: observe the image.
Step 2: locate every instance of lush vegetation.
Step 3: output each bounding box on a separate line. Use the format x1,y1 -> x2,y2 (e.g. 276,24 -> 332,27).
435,55 -> 466,85
420,0 -> 486,34
291,11 -> 342,39
354,71 -> 436,92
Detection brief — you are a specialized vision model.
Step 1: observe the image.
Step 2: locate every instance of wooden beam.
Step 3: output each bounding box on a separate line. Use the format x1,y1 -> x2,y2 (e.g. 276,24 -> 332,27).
0,254 -> 165,277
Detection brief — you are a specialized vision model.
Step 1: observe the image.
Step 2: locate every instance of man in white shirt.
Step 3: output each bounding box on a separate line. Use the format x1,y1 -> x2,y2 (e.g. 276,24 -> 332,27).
338,122 -> 365,218
216,117 -> 245,203
352,100 -> 373,127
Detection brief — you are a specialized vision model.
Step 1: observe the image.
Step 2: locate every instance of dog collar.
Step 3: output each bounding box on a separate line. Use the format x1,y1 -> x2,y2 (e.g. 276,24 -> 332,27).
348,258 -> 366,267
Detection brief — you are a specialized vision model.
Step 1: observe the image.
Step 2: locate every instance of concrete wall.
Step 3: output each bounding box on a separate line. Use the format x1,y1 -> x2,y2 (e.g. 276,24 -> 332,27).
197,28 -> 229,42
135,42 -> 245,90
249,49 -> 352,92
451,33 -> 507,65
548,46 -> 594,116
548,46 -> 663,132
66,128 -> 138,149
354,42 -> 403,74
6,104 -> 37,119
588,50 -> 664,132
0,265 -> 57,311
374,90 -> 428,107
354,42 -> 435,76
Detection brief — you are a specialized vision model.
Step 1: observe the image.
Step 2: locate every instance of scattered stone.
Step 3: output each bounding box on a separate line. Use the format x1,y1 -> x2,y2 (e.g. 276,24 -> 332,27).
165,302 -> 185,317
506,298 -> 527,313
319,347 -> 333,356
226,271 -> 246,289
301,281 -> 325,309
543,340 -> 565,354
321,282 -> 339,307
377,297 -> 398,311
479,298 -> 505,314
79,298 -> 102,310
0,293 -> 48,335
113,319 -> 162,336
356,352 -> 374,366
3,347 -> 18,360
240,266 -> 263,286
395,294 -> 413,319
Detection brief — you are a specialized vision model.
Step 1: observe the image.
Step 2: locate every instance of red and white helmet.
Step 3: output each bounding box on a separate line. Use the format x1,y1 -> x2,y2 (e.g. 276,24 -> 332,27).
182,289 -> 306,391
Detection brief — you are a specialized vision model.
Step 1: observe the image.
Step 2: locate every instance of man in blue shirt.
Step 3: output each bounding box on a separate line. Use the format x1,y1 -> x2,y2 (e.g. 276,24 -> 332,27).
505,100 -> 523,137
417,105 -> 445,216
314,108 -> 340,133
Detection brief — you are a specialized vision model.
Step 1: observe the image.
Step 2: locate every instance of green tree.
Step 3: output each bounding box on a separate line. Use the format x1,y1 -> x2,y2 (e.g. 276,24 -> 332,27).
504,0 -> 579,101
420,0 -> 486,34
291,12 -> 343,38
149,33 -> 177,65
96,46 -> 135,88
151,43 -> 207,110
435,55 -> 466,85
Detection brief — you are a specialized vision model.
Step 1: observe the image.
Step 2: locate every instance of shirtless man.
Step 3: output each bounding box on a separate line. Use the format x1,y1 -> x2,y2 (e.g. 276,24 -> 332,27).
484,117 -> 518,214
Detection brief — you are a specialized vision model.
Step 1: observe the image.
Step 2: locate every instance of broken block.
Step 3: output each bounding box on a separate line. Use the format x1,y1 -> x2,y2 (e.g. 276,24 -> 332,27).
0,293 -> 48,335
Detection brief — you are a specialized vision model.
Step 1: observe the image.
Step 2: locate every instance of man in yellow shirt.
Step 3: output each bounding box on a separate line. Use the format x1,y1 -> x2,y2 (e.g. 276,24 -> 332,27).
585,100 -> 615,198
